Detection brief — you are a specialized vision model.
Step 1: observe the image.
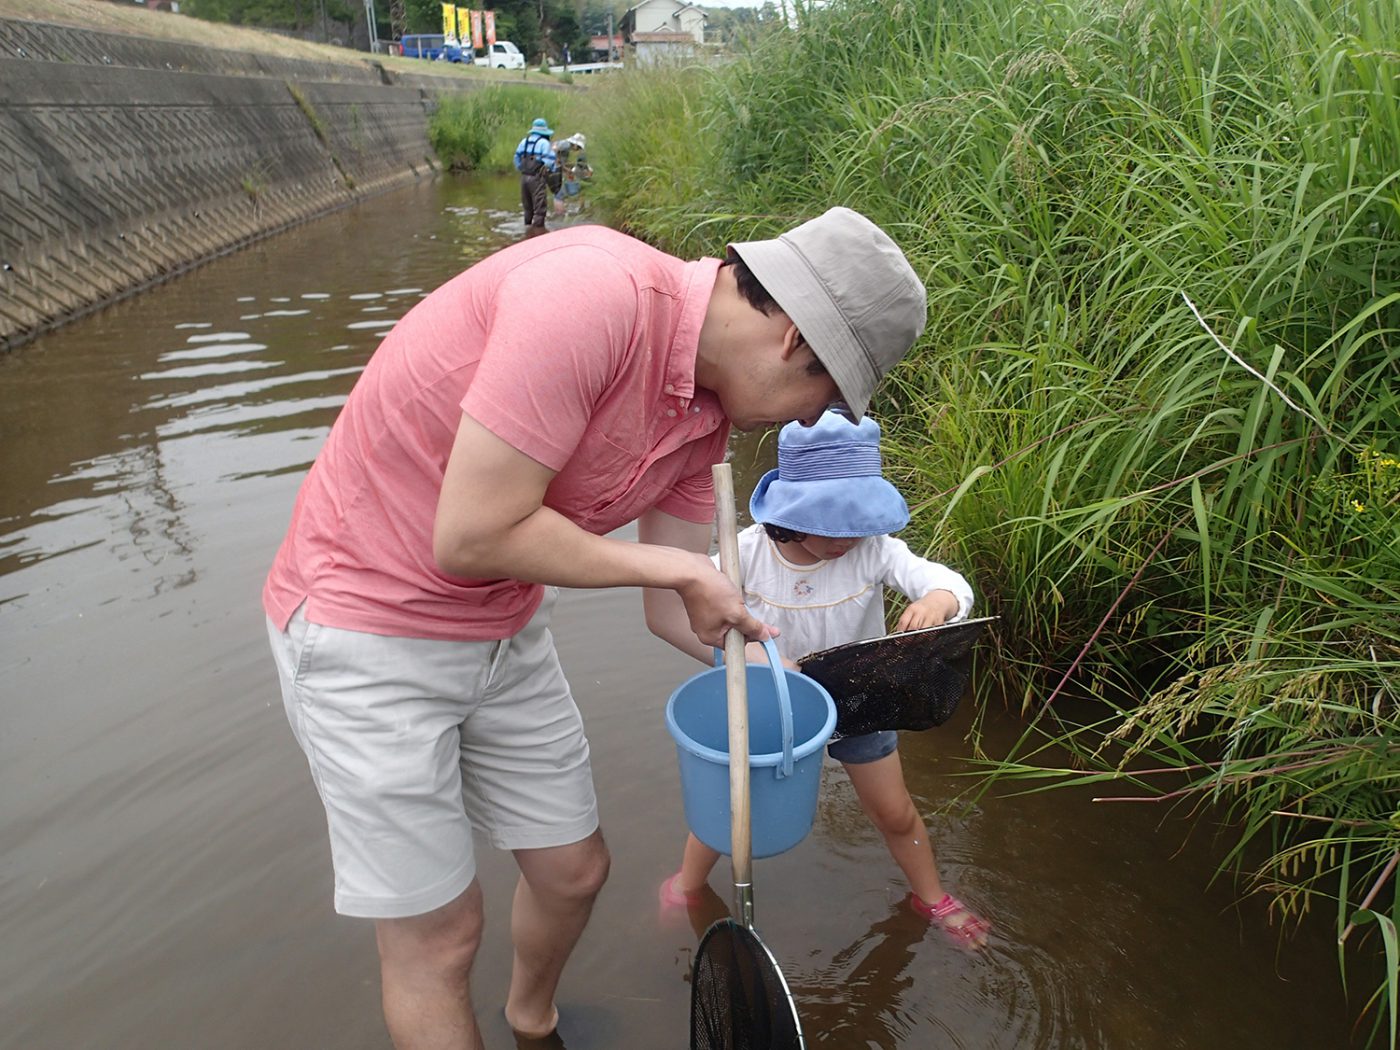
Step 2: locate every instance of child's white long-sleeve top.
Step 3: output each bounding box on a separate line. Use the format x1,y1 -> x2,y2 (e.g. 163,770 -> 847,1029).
718,524 -> 975,661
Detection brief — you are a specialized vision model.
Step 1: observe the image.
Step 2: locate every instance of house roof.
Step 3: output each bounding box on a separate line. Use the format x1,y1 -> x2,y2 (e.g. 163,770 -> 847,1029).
624,1 -> 708,19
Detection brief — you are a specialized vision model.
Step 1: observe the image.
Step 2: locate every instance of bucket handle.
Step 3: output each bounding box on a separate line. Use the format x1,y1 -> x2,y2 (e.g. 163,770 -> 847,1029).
712,638 -> 795,779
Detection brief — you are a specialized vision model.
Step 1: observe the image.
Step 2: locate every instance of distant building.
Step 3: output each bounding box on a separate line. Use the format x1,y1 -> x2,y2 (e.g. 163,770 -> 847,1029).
621,1 -> 706,65
587,34 -> 622,63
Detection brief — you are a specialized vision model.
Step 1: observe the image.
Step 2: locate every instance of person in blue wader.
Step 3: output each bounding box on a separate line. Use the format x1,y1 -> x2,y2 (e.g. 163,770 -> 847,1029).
513,117 -> 559,235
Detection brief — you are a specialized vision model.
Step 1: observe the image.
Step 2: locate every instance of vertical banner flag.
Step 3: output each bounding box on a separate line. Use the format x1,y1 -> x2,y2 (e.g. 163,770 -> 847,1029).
483,9 -> 496,46
441,3 -> 457,44
470,9 -> 484,50
456,7 -> 472,49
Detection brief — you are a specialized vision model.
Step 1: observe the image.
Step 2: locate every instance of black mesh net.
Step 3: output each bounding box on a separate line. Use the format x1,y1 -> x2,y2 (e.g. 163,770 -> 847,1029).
798,617 -> 996,737
690,920 -> 804,1050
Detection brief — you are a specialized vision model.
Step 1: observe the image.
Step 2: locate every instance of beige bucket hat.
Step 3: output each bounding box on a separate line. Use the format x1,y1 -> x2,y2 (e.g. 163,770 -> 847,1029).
730,207 -> 926,419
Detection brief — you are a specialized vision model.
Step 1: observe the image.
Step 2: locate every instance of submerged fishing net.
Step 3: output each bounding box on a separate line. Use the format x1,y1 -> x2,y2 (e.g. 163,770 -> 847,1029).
690,919 -> 804,1050
798,616 -> 996,737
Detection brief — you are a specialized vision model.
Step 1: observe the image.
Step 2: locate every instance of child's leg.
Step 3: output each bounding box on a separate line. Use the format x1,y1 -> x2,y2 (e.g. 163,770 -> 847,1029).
675,833 -> 722,892
837,735 -> 990,947
661,833 -> 722,909
840,745 -> 945,904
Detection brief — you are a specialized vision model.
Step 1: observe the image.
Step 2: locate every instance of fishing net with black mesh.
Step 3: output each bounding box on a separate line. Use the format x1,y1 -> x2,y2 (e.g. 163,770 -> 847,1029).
690,919 -> 804,1050
797,616 -> 997,738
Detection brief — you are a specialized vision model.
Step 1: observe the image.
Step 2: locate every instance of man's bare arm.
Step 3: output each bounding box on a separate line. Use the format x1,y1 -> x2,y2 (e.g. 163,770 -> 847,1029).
638,508 -> 784,665
637,509 -> 719,664
433,413 -> 770,647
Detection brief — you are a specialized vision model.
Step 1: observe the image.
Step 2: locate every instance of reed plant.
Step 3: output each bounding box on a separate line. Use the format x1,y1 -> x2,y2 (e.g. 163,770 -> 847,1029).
575,0 -> 1399,1038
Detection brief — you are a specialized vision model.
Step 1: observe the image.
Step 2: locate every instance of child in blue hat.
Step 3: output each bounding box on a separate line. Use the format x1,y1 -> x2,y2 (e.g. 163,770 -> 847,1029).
661,410 -> 991,947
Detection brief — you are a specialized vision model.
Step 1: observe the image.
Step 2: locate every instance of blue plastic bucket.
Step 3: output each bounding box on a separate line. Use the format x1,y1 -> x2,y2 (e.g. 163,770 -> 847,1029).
665,639 -> 837,858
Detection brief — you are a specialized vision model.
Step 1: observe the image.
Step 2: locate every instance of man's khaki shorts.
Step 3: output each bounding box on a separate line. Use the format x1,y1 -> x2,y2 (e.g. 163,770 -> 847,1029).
267,591 -> 598,918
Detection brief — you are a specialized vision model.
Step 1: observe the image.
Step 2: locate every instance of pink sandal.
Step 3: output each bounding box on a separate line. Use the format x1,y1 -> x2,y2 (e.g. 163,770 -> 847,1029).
911,892 -> 991,948
659,873 -> 706,910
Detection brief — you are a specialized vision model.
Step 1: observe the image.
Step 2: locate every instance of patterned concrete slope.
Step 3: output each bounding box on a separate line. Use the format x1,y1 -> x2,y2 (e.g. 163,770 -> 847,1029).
0,18 -> 471,350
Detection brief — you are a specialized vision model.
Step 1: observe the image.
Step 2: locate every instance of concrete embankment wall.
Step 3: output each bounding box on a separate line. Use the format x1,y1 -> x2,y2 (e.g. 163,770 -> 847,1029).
0,18 -> 509,350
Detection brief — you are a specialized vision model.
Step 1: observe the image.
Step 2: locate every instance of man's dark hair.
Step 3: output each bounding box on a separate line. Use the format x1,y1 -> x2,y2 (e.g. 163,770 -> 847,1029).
722,247 -> 826,376
762,522 -> 809,544
723,246 -> 780,315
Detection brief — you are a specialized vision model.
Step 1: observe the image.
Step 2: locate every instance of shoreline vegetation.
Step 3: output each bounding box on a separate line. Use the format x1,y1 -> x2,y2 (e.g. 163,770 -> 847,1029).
457,0 -> 1398,1039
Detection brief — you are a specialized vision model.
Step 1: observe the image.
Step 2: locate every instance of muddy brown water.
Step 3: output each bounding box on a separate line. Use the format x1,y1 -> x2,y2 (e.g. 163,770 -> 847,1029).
0,174 -> 1357,1049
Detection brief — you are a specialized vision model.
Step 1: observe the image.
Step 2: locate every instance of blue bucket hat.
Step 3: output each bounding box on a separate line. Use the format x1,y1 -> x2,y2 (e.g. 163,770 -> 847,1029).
749,411 -> 910,538
529,117 -> 554,136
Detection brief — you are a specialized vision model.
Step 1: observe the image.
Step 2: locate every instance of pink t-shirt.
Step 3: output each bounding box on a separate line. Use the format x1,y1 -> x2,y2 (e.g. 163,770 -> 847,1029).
263,227 -> 728,641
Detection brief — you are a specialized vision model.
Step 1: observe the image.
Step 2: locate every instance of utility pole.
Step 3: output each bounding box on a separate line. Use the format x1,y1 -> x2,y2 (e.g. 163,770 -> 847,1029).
363,0 -> 379,51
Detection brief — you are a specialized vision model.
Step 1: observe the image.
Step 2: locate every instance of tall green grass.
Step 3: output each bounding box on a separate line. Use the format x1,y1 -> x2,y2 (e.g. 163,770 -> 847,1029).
566,0 -> 1399,1039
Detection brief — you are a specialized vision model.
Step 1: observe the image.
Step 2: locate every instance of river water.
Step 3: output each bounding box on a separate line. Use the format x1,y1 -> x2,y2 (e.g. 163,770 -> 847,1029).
0,174 -> 1356,1049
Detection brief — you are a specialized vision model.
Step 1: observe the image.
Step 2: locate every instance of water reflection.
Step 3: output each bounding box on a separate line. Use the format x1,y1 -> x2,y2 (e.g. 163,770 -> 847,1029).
0,173 -> 1358,1049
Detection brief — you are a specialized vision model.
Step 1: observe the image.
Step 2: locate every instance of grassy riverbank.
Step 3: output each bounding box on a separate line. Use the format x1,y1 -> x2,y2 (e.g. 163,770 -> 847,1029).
522,0 -> 1400,1038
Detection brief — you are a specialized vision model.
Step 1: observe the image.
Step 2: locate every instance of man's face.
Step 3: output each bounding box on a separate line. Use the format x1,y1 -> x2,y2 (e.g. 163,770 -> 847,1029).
725,341 -> 843,433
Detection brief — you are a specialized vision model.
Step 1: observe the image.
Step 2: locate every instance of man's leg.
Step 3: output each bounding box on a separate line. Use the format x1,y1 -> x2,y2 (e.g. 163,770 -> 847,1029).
521,176 -> 535,226
269,609 -> 501,1048
528,174 -> 548,229
375,881 -> 486,1050
504,831 -> 611,1038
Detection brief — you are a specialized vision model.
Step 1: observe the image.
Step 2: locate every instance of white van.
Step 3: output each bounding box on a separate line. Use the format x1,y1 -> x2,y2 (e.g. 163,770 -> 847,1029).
476,41 -> 525,69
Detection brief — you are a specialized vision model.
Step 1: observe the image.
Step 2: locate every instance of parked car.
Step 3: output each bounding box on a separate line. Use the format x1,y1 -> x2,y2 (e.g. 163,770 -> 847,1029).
399,34 -> 465,62
476,41 -> 525,69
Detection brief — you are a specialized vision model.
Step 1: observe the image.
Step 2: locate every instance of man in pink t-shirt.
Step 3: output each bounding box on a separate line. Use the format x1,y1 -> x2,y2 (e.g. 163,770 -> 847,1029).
264,207 -> 926,1048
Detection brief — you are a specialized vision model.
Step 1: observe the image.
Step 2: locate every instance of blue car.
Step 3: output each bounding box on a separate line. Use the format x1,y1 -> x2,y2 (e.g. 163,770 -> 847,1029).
399,34 -> 465,62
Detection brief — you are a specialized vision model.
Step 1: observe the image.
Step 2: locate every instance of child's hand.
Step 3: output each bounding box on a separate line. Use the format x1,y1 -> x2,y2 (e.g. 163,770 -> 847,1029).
745,640 -> 798,670
895,589 -> 960,632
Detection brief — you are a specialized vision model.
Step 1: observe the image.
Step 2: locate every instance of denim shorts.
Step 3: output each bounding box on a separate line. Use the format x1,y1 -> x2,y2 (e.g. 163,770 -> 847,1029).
827,729 -> 899,764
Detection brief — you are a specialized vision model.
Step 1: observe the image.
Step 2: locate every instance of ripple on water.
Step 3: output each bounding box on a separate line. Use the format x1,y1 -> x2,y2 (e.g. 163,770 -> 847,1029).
139,361 -> 279,381
183,331 -> 250,344
141,367 -> 362,411
154,395 -> 349,439
159,343 -> 268,363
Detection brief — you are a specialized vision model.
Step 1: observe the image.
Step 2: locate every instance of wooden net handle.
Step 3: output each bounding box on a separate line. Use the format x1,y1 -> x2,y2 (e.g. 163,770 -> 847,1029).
712,463 -> 753,918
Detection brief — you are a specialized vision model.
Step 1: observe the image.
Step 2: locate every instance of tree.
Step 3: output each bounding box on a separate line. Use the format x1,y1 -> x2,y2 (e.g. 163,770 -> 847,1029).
185,0 -> 355,32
